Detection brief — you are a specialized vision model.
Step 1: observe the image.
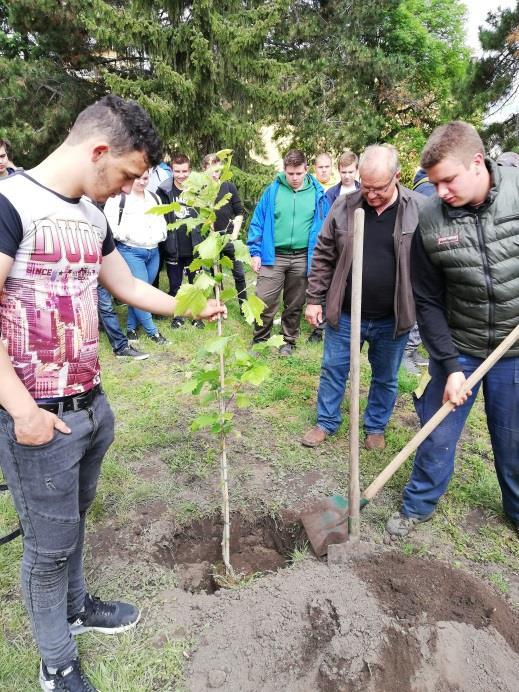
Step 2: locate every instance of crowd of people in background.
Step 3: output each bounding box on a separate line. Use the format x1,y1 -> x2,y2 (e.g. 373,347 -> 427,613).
1,97 -> 519,691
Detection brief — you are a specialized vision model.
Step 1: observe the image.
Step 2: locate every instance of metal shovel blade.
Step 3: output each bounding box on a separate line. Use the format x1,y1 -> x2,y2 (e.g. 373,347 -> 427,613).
300,494 -> 349,556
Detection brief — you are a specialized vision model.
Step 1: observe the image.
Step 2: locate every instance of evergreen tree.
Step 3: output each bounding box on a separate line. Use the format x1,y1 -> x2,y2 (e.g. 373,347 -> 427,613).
0,1 -> 289,167
464,1 -> 519,151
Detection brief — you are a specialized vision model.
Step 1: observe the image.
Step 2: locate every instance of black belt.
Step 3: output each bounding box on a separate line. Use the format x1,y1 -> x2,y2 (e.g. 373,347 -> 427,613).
0,384 -> 101,414
33,384 -> 102,414
276,249 -> 307,256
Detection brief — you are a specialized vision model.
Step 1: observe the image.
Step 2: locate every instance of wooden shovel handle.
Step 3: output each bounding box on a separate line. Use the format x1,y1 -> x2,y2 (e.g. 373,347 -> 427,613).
363,322 -> 519,501
348,207 -> 365,541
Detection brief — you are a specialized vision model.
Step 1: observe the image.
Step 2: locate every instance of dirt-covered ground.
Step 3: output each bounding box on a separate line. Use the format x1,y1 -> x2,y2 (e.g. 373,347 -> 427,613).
88,490 -> 519,691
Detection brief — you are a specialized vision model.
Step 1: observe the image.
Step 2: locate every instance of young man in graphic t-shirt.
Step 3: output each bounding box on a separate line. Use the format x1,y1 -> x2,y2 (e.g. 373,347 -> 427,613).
0,95 -> 225,692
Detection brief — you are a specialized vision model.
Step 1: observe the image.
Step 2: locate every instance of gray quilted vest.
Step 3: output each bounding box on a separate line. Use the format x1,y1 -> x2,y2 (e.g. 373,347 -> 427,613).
419,161 -> 519,358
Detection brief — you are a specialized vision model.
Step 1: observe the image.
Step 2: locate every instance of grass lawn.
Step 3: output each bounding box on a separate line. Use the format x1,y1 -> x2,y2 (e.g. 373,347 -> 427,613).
1,274 -> 518,690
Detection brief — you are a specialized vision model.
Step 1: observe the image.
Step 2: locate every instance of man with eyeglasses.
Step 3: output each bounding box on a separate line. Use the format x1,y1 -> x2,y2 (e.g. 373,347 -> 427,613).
302,144 -> 426,450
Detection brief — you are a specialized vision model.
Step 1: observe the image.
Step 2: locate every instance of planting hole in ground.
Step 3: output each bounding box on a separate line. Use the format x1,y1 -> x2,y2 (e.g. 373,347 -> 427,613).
153,511 -> 307,593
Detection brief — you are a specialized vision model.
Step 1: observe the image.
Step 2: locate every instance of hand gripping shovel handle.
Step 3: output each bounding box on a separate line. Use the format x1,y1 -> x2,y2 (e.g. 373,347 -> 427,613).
362,322 -> 519,502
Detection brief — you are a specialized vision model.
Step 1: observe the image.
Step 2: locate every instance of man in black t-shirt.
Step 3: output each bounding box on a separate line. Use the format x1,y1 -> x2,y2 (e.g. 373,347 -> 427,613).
157,152 -> 205,328
302,145 -> 425,450
203,154 -> 247,308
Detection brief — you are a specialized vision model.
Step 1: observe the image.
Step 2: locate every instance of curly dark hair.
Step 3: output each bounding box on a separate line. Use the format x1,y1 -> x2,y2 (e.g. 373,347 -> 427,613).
67,95 -> 162,166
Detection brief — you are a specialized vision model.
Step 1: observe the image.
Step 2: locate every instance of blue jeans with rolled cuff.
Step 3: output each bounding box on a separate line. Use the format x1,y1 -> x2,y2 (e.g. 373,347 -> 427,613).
117,243 -> 160,336
402,353 -> 519,524
316,312 -> 409,435
0,391 -> 115,668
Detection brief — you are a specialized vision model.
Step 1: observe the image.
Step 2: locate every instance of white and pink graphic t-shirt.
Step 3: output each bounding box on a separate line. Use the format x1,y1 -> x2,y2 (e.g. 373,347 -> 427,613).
0,173 -> 115,398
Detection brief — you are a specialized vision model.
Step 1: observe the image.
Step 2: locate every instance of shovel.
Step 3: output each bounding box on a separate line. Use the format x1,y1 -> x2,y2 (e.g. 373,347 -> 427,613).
301,317 -> 519,556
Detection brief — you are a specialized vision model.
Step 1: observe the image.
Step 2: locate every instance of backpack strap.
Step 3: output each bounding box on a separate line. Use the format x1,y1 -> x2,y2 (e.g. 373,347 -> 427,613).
118,193 -> 126,226
0,483 -> 21,546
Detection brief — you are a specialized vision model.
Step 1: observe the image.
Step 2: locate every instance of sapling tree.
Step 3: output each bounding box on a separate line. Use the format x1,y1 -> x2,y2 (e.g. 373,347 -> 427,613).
150,151 -> 281,578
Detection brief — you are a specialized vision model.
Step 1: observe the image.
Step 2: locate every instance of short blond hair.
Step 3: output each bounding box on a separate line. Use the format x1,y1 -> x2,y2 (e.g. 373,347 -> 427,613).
338,150 -> 358,169
421,121 -> 485,170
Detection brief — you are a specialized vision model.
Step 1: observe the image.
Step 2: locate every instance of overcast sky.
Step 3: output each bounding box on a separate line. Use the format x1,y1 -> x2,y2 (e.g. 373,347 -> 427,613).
463,1 -> 518,121
464,0 -> 516,55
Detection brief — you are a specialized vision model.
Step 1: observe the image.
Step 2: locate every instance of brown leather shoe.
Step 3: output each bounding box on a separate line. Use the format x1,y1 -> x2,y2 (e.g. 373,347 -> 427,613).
301,426 -> 328,448
364,433 -> 385,450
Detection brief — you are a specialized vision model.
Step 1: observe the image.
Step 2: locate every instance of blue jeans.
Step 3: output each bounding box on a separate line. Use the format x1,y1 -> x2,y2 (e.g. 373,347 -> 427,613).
316,313 -> 409,435
117,244 -> 160,336
402,354 -> 519,523
0,392 -> 115,668
97,285 -> 127,353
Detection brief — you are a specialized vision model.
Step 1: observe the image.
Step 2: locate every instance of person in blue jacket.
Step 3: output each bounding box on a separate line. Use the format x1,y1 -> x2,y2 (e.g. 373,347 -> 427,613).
247,149 -> 330,355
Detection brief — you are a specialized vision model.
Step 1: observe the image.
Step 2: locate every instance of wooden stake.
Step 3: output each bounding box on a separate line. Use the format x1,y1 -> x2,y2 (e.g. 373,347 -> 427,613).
214,266 -> 234,577
348,208 -> 365,542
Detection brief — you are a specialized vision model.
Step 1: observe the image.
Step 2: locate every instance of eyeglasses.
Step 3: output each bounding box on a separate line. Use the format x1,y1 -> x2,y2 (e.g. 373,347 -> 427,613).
360,171 -> 396,195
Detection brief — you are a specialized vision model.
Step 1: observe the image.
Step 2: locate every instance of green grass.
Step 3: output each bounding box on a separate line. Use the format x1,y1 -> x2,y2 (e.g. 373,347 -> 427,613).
1,275 -> 518,688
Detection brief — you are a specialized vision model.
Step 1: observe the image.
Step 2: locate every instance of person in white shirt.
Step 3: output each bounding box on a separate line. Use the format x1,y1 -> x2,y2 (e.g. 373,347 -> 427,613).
326,150 -> 360,206
104,170 -> 168,343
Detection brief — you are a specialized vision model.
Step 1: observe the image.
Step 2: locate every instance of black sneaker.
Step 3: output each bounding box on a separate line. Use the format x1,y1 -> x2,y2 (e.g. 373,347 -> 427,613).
114,346 -> 149,360
127,329 -> 139,342
191,319 -> 205,329
68,593 -> 141,635
40,658 -> 98,691
148,332 -> 168,345
171,316 -> 185,329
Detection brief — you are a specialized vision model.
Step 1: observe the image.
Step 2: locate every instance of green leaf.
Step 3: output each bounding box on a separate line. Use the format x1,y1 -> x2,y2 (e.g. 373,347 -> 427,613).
191,413 -> 220,432
204,336 -> 231,355
195,233 -> 225,262
220,287 -> 238,302
266,335 -> 285,349
232,348 -> 253,366
241,294 -> 266,325
220,256 -> 234,270
148,201 -> 182,216
241,364 -> 271,386
235,393 -> 251,408
146,204 -> 166,216
174,284 -> 208,318
193,272 -> 216,291
179,379 -> 200,394
168,217 -> 201,234
232,239 -> 252,264
189,258 -> 206,272
214,193 -> 231,210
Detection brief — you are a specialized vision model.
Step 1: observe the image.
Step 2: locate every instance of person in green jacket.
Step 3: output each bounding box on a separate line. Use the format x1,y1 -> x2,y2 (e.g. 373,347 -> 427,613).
247,149 -> 329,355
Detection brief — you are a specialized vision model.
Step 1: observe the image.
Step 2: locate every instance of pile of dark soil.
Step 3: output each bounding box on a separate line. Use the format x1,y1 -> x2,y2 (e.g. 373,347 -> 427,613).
147,532 -> 519,692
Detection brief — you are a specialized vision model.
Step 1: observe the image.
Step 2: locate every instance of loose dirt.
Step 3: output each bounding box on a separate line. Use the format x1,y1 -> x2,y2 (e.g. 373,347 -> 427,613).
104,511 -> 518,692
149,548 -> 519,692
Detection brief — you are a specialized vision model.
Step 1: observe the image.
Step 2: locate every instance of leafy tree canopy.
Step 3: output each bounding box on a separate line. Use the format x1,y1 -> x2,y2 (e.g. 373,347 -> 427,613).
1,0 -> 474,180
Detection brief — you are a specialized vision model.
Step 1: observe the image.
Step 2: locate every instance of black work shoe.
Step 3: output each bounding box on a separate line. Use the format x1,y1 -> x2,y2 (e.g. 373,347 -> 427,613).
127,329 -> 139,343
68,593 -> 141,635
171,316 -> 185,329
148,332 -> 168,345
279,343 -> 295,356
307,330 -> 323,343
114,346 -> 149,360
191,319 -> 205,329
40,658 -> 98,691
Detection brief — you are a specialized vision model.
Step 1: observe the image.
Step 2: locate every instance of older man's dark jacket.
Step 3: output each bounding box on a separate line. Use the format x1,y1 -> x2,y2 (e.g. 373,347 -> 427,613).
306,184 -> 426,336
